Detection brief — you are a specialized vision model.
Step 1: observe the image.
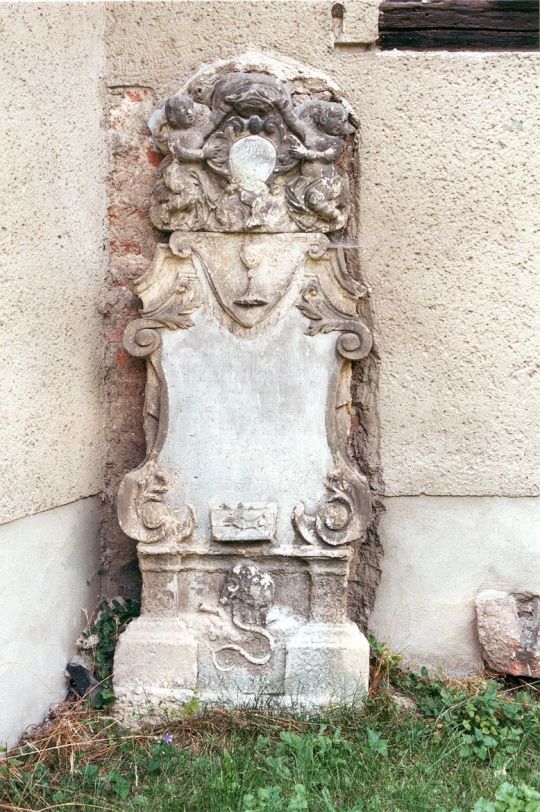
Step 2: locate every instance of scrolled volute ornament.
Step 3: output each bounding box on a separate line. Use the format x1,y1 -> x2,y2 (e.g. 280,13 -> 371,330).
123,319 -> 164,358
293,470 -> 366,547
117,461 -> 195,546
297,280 -> 372,360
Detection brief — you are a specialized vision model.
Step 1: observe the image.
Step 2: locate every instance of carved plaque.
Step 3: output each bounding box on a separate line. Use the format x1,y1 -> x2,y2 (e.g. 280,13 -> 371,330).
114,53 -> 372,717
210,503 -> 278,543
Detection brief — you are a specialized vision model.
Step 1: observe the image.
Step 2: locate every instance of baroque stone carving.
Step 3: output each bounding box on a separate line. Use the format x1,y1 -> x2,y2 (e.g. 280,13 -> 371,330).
297,278 -> 372,361
149,70 -> 355,234
293,471 -> 367,547
213,563 -> 276,671
113,54 -> 372,717
210,503 -> 278,543
118,461 -> 195,547
117,248 -> 202,547
170,231 -> 317,330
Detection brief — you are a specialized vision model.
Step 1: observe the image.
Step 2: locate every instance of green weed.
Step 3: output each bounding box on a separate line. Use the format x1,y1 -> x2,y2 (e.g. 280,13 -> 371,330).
1,639 -> 538,811
396,667 -> 539,763
80,597 -> 140,707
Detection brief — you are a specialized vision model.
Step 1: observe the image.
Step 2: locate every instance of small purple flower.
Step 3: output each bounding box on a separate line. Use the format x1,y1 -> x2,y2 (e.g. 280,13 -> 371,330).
162,733 -> 173,745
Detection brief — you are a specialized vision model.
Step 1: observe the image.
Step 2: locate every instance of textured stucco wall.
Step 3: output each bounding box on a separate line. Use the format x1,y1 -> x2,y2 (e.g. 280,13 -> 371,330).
103,0 -> 539,673
104,1 -> 539,499
0,2 -> 107,524
0,3 -> 106,747
358,53 -> 539,497
0,499 -> 101,750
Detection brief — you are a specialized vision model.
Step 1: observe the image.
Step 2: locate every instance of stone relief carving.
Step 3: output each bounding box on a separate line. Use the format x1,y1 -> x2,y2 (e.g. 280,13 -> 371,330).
149,71 -> 355,234
210,503 -> 278,543
169,232 -> 316,330
117,248 -> 202,549
114,55 -> 372,715
213,563 -> 276,671
293,471 -> 367,547
293,243 -> 372,547
118,461 -> 195,547
297,278 -> 372,361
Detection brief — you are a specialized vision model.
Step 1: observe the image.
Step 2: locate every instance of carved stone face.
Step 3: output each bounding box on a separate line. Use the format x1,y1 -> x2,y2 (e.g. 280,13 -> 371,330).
215,72 -> 290,117
165,94 -> 196,128
220,563 -> 275,609
315,103 -> 353,137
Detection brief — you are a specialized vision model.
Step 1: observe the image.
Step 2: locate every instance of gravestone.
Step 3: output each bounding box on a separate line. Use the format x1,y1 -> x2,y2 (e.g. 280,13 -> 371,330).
113,53 -> 372,715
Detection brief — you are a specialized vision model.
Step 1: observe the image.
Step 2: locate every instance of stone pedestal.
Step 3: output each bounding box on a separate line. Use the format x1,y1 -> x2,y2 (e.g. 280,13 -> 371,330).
113,53 -> 372,717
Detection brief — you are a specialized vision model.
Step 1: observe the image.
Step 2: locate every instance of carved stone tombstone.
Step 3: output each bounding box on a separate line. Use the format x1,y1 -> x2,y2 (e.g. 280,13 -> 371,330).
113,54 -> 372,714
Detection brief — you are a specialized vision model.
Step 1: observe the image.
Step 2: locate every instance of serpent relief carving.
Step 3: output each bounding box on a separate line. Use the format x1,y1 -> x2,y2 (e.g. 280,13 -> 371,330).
212,563 -> 276,671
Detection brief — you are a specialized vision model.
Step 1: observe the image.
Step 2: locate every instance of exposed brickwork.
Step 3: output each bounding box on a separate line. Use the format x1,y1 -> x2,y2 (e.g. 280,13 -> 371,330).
101,87 -> 161,598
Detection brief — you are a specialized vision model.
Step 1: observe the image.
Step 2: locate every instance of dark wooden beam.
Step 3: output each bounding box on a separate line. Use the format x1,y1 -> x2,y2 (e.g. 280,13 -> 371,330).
379,0 -> 539,50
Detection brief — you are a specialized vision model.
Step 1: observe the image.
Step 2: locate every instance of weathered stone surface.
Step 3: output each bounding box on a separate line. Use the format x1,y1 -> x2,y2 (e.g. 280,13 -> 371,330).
210,504 -> 278,543
113,57 -> 371,713
476,590 -> 540,677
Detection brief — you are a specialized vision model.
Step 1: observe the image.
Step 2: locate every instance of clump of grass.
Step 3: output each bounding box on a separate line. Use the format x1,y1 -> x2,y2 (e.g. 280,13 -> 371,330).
1,641 -> 538,812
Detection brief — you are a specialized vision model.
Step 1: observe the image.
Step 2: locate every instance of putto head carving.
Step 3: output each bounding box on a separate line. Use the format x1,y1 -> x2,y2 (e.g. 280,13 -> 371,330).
148,56 -> 356,235
308,101 -> 355,137
165,94 -> 197,129
220,562 -> 275,625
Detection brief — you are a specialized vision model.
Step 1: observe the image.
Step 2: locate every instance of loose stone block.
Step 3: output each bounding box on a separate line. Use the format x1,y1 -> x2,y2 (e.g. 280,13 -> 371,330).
113,53 -> 371,715
476,590 -> 540,677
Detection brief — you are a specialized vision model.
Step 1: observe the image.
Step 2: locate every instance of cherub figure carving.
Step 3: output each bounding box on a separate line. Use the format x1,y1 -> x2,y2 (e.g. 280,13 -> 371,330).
150,92 -> 225,160
149,93 -> 227,230
147,72 -> 355,233
280,100 -> 355,230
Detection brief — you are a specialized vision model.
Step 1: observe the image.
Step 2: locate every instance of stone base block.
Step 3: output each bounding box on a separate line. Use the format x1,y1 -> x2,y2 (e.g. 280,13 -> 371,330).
114,617 -> 369,720
113,617 -> 198,720
476,590 -> 540,677
284,622 -> 370,707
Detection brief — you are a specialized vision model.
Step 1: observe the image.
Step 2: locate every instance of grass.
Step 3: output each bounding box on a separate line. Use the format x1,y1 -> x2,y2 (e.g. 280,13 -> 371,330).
1,644 -> 539,812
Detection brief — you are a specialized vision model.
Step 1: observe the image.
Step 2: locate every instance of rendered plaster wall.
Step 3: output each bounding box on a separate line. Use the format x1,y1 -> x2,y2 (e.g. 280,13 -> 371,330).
105,0 -> 539,495
369,497 -> 540,675
0,2 -> 107,524
0,4 -> 106,746
0,499 -> 101,750
103,1 -> 539,673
